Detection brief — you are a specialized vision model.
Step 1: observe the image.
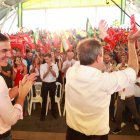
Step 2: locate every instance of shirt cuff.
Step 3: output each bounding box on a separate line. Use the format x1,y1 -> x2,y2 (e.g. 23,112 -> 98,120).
14,104 -> 23,119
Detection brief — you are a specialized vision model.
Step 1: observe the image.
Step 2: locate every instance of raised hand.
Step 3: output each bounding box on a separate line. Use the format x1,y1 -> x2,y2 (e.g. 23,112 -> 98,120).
26,73 -> 36,83
128,30 -> 140,43
98,20 -> 108,39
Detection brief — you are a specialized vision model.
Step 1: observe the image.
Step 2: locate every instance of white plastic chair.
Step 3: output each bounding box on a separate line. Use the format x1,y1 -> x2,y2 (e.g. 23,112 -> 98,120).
28,82 -> 42,115
46,82 -> 62,116
61,77 -> 65,102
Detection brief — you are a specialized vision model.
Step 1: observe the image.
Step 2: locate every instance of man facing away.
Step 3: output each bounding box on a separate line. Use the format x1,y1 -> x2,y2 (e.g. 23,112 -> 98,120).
0,33 -> 36,140
65,20 -> 139,140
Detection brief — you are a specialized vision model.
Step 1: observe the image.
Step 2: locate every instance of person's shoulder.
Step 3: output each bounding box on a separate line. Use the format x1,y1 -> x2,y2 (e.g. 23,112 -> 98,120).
0,75 -> 6,84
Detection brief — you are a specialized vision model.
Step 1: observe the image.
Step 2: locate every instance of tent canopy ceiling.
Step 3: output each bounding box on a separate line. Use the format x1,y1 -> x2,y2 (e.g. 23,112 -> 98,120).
0,0 -> 27,20
22,0 -> 123,9
0,0 -> 140,22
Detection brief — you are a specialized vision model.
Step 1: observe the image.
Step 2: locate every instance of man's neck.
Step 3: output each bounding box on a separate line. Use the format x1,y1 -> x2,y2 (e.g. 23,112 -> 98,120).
88,62 -> 104,71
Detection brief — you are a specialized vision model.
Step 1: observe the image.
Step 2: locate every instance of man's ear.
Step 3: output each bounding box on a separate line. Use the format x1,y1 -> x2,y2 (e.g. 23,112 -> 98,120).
96,55 -> 100,63
97,54 -> 103,63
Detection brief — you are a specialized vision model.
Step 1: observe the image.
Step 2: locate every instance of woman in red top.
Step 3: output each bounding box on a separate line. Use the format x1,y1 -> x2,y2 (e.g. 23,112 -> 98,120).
12,56 -> 27,86
12,56 -> 28,116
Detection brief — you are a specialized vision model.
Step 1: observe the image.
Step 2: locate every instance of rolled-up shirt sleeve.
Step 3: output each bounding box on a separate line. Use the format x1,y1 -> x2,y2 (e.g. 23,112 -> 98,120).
0,76 -> 23,126
103,68 -> 136,94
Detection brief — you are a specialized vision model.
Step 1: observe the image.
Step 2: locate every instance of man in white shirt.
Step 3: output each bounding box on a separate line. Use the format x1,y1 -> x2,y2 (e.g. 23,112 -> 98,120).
65,20 -> 139,140
103,53 -> 113,72
62,51 -> 76,76
113,82 -> 140,133
0,33 -> 36,140
40,53 -> 59,120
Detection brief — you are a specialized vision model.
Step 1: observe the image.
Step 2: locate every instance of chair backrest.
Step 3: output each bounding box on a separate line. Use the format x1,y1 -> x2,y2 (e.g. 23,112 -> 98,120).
56,82 -> 62,99
34,82 -> 42,97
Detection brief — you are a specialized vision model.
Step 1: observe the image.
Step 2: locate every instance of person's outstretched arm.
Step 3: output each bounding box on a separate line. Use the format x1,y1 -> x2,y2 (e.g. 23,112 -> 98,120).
128,30 -> 140,74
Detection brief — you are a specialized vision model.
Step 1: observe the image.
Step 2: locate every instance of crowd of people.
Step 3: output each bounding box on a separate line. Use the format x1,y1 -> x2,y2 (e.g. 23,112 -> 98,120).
0,20 -> 140,140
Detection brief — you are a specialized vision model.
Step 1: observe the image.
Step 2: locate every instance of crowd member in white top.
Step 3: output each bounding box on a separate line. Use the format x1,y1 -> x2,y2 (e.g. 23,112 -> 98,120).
0,33 -> 36,140
103,53 -> 113,72
65,20 -> 139,140
113,75 -> 140,133
62,51 -> 76,82
40,53 -> 59,120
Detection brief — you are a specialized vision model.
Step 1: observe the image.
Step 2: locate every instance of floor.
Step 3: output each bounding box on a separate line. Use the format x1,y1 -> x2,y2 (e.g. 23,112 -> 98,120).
12,131 -> 140,140
12,104 -> 140,140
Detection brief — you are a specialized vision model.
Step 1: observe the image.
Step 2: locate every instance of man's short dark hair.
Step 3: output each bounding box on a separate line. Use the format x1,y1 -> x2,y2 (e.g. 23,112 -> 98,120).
0,33 -> 9,42
77,38 -> 102,65
44,53 -> 51,58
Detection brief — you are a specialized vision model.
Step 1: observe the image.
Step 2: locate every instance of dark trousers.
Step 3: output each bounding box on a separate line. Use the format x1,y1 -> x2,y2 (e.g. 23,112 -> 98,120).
0,130 -> 11,140
109,94 -> 116,119
41,82 -> 57,116
66,126 -> 108,140
115,96 -> 140,129
135,97 -> 140,114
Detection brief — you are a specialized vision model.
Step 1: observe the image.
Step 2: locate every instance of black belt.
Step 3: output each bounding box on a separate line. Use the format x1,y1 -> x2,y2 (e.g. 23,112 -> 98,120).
0,130 -> 11,139
42,81 -> 56,84
67,126 -> 108,139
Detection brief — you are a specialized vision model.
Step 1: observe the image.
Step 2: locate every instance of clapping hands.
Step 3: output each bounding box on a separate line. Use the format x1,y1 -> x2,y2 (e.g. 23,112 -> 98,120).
18,73 -> 36,99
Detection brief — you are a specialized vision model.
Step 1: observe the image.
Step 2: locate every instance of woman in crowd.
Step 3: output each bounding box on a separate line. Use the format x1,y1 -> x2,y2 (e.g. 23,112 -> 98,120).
30,55 -> 41,82
12,56 -> 27,86
12,56 -> 28,116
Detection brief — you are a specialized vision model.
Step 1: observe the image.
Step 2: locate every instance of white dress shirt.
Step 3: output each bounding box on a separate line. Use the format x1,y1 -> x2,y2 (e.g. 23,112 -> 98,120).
40,63 -> 58,82
0,76 -> 23,134
65,61 -> 136,136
